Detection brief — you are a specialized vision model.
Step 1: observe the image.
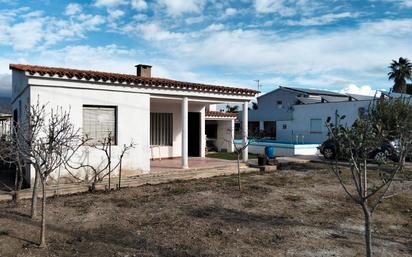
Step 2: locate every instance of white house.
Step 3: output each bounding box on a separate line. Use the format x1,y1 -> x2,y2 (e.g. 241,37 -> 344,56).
10,64 -> 258,185
276,100 -> 372,144
239,86 -> 374,143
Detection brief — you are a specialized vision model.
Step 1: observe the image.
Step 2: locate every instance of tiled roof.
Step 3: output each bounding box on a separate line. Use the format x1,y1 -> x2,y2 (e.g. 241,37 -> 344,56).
206,111 -> 238,118
10,64 -> 259,96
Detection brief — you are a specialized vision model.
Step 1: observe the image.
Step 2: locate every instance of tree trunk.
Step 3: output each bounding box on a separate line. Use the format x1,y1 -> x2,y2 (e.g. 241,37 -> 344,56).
31,170 -> 40,219
118,159 -> 122,190
362,205 -> 373,257
13,163 -> 22,204
237,153 -> 241,191
39,179 -> 47,248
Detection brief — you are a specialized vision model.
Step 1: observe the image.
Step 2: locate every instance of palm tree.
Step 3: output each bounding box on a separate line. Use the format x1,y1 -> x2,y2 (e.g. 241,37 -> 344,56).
388,57 -> 412,93
226,104 -> 239,113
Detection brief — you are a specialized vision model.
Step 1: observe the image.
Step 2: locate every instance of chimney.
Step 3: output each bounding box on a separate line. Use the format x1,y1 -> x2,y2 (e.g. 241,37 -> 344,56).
135,64 -> 152,78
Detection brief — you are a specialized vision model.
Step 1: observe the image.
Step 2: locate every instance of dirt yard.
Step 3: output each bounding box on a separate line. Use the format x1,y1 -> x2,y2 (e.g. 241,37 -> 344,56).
0,163 -> 411,257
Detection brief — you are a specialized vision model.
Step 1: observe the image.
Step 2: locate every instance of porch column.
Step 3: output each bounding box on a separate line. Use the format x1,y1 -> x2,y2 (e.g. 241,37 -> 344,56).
200,107 -> 206,157
181,97 -> 189,169
242,101 -> 248,162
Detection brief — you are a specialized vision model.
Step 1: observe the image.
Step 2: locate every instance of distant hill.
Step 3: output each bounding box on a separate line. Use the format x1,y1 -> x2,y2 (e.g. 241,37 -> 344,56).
0,97 -> 11,114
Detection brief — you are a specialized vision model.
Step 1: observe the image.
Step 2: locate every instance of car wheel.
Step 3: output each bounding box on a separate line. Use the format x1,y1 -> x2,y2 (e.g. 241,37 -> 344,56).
323,147 -> 335,159
374,151 -> 387,163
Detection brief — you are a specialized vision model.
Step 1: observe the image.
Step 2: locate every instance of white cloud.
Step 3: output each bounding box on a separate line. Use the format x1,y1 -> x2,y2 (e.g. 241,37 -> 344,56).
134,22 -> 185,41
185,16 -> 204,24
0,9 -> 106,51
204,23 -> 225,32
107,9 -> 125,20
94,0 -> 128,7
286,12 -> 359,26
167,18 -> 412,76
157,0 -> 206,16
400,0 -> 412,7
9,19 -> 44,50
225,8 -> 237,16
64,3 -> 82,16
375,0 -> 412,7
254,0 -> 326,17
340,84 -> 378,96
131,0 -> 148,10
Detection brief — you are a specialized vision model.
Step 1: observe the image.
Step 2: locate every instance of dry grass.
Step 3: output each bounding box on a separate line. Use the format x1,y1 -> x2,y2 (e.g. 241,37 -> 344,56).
0,163 -> 411,257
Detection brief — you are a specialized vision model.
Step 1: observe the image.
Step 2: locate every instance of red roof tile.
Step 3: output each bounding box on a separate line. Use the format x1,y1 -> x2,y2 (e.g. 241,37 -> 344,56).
206,111 -> 238,118
10,64 -> 259,96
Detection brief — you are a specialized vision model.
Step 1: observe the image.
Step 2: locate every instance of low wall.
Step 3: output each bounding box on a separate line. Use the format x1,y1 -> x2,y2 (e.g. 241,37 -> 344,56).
235,141 -> 319,157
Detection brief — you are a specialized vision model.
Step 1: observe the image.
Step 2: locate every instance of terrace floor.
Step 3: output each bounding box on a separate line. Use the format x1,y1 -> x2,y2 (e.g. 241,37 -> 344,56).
150,157 -> 236,173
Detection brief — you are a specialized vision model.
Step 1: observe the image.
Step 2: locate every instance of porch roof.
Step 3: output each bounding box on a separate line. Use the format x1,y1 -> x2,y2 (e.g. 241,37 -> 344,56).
205,111 -> 237,119
10,64 -> 259,97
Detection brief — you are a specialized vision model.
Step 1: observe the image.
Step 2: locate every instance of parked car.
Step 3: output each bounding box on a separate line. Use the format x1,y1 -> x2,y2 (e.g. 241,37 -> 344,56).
318,139 -> 399,163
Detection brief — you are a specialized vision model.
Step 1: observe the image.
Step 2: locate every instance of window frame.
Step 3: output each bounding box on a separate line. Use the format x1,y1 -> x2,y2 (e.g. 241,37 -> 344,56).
309,118 -> 322,134
82,105 -> 118,145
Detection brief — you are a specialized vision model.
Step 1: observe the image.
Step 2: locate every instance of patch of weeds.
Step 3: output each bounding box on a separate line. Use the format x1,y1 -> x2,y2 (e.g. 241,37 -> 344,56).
0,230 -> 9,236
247,184 -> 272,195
264,176 -> 292,187
169,186 -> 190,195
284,194 -> 303,202
379,193 -> 412,216
330,232 -> 348,239
271,234 -> 285,244
242,200 -> 257,209
189,206 -> 217,218
113,198 -> 139,208
63,199 -> 94,211
206,227 -> 223,237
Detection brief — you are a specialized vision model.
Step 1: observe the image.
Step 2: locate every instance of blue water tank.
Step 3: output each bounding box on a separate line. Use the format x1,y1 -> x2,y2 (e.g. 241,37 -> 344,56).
265,146 -> 275,158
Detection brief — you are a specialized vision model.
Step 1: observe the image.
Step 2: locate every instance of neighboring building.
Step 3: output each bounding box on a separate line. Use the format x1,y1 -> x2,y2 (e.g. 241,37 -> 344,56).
10,64 -> 258,186
239,86 -> 374,143
277,100 -> 372,144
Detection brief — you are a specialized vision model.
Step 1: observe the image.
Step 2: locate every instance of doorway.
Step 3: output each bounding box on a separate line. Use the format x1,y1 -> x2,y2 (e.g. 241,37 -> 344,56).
188,112 -> 200,156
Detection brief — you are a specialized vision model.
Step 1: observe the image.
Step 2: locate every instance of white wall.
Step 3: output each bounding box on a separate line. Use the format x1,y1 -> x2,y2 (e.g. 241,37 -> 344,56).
277,100 -> 372,144
150,100 -> 206,159
215,120 -> 234,152
26,86 -> 151,183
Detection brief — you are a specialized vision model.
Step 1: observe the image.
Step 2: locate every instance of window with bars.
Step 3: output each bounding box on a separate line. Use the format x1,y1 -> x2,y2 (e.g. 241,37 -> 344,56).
83,106 -> 117,145
150,113 -> 173,146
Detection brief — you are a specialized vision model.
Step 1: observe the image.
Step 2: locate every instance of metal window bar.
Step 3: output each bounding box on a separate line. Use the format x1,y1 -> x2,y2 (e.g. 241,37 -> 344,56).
150,113 -> 172,146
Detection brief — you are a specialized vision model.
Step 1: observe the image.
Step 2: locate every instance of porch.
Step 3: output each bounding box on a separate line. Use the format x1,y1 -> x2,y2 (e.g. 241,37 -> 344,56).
150,97 -> 250,170
150,157 -> 237,173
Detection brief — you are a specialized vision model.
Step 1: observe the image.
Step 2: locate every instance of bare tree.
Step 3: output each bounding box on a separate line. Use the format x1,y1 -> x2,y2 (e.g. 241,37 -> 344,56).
326,96 -> 412,257
0,134 -> 25,203
232,131 -> 264,191
65,132 -> 134,192
11,100 -> 86,248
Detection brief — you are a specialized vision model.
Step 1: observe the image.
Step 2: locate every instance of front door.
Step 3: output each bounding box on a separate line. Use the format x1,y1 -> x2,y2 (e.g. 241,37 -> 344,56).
188,112 -> 200,156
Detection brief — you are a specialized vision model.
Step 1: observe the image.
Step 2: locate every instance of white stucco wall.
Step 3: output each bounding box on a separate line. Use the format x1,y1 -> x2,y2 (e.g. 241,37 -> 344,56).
276,100 -> 372,144
22,85 -> 151,183
150,100 -> 206,159
215,120 -> 234,152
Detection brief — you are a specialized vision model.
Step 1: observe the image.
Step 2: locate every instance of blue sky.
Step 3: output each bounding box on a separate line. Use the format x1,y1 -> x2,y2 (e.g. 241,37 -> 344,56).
0,0 -> 412,97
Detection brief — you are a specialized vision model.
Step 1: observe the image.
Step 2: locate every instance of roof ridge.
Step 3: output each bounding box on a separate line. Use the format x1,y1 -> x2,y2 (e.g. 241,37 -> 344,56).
9,64 -> 259,96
